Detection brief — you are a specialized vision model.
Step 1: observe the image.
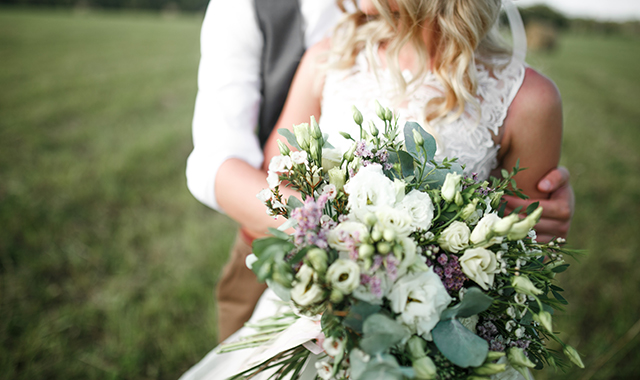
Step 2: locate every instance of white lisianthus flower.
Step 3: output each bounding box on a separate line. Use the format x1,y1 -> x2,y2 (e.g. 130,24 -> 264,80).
459,247 -> 500,290
396,237 -> 423,278
322,336 -> 345,357
400,190 -> 435,231
266,171 -> 280,189
441,173 -> 462,202
375,206 -> 413,238
438,221 -> 470,253
256,189 -> 273,203
470,213 -> 503,248
388,269 -> 452,339
315,361 -> 333,380
290,151 -> 308,165
511,275 -> 543,296
327,221 -> 369,253
322,148 -> 342,171
268,155 -> 293,173
291,264 -> 325,306
326,259 -> 360,294
344,164 -> 397,220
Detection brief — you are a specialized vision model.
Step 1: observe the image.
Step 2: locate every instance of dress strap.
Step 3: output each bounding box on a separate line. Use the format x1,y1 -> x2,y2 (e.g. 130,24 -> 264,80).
502,0 -> 527,64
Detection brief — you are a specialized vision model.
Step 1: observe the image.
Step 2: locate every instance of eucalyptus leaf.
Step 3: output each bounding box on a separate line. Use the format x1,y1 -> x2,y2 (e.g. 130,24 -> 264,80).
432,319 -> 489,367
277,128 -> 301,150
358,354 -> 405,380
360,314 -> 410,355
404,122 -> 437,161
267,227 -> 290,240
440,287 -> 494,320
398,150 -> 415,178
277,217 -> 298,231
286,196 -> 304,212
343,301 -> 381,333
266,279 -> 291,302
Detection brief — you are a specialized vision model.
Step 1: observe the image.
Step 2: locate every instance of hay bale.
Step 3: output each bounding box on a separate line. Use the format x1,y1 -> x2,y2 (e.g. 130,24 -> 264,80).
526,21 -> 558,52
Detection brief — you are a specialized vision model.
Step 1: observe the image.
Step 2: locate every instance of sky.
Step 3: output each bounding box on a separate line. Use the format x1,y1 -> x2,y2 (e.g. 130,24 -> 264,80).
515,0 -> 640,21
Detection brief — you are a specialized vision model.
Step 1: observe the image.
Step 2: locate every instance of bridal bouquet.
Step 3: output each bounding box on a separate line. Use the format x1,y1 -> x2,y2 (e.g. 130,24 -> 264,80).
225,104 -> 583,380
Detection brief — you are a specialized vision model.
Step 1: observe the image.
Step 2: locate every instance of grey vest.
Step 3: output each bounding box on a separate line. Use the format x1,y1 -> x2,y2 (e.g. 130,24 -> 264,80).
254,0 -> 306,148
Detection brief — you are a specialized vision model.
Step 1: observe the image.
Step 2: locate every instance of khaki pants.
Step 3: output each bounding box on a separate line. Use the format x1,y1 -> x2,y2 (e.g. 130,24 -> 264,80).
216,232 -> 267,342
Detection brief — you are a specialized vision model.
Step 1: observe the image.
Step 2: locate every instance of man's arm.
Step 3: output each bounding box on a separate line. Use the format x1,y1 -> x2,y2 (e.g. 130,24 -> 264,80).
504,167 -> 574,242
185,0 -> 265,211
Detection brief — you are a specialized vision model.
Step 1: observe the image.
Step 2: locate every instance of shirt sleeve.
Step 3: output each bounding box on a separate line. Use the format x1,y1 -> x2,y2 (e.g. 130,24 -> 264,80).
186,0 -> 265,212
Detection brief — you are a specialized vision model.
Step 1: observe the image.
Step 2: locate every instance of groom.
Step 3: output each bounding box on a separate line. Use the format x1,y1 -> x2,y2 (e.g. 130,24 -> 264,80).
186,0 -> 575,341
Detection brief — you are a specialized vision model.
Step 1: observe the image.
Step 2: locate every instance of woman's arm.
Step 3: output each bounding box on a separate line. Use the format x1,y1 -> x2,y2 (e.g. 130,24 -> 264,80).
498,67 -> 563,201
216,41 -> 329,236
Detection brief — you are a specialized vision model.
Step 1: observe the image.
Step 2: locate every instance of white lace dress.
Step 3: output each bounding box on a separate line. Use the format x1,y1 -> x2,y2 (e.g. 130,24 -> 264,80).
180,52 -> 528,380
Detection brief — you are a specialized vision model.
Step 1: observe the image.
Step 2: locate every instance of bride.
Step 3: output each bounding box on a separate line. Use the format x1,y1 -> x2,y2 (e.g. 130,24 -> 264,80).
183,0 -> 561,378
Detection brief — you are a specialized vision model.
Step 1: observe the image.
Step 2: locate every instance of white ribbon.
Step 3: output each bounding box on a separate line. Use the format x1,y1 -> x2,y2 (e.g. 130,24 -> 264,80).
502,0 -> 528,63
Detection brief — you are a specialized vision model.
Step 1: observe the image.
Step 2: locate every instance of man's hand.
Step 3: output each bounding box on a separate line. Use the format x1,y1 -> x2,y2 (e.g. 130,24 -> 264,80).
503,167 -> 574,242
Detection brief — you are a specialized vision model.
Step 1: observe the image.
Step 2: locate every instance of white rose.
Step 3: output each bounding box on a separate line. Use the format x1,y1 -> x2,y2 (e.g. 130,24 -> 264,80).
290,151 -> 308,165
326,259 -> 360,294
375,206 -> 413,238
291,264 -> 325,306
327,221 -> 369,253
459,247 -> 500,290
268,155 -> 292,173
441,173 -> 462,202
438,221 -> 470,253
388,269 -> 452,339
322,148 -> 342,171
266,171 -> 280,189
470,213 -> 504,248
344,164 -> 397,220
400,189 -> 435,231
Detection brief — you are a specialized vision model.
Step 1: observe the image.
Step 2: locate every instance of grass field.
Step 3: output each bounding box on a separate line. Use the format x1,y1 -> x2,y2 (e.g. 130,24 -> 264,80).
1,7 -> 639,380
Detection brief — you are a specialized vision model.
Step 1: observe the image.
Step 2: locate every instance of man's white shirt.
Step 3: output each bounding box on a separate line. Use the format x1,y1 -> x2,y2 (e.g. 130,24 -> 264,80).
186,0 -> 341,211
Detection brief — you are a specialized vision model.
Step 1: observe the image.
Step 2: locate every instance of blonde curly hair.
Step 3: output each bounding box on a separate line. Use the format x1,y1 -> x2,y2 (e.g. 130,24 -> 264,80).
332,0 -> 511,125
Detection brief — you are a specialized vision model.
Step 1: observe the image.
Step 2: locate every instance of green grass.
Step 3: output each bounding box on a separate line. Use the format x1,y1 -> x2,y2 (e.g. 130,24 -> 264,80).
0,8 -> 639,380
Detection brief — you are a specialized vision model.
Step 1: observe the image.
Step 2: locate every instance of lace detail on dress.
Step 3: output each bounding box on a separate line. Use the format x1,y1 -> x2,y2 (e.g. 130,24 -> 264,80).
319,52 -> 526,181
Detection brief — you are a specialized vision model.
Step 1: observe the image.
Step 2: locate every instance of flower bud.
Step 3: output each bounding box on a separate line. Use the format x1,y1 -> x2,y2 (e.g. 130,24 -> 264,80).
473,363 -> 507,376
563,345 -> 584,369
344,143 -> 357,162
533,310 -> 553,333
507,347 -> 536,369
511,275 -> 543,296
310,116 -> 322,140
375,100 -> 385,120
358,244 -> 375,259
339,131 -> 354,141
330,288 -> 344,303
364,212 -> 378,227
412,129 -> 424,146
508,207 -> 543,240
369,120 -> 379,137
328,167 -> 346,191
377,241 -> 391,254
352,105 -> 363,126
293,123 -> 310,150
307,248 -> 328,273
310,138 -> 320,162
441,173 -> 462,202
383,229 -> 396,242
412,357 -> 437,379
371,229 -> 382,242
460,199 -> 480,220
454,191 -> 464,206
277,140 -> 290,156
492,214 -> 519,236
489,191 -> 504,209
485,351 -> 506,362
385,108 -> 393,121
407,336 -> 427,359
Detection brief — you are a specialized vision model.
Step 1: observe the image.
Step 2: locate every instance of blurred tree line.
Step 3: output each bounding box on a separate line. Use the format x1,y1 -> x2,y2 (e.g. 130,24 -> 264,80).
0,0 -> 208,12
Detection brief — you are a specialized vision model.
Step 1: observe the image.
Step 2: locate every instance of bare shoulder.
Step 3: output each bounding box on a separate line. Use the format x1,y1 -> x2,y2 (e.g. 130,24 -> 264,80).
509,67 -> 562,122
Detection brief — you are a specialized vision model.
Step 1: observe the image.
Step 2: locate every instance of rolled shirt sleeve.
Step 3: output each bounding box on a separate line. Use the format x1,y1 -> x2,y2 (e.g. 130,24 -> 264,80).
186,0 -> 264,211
